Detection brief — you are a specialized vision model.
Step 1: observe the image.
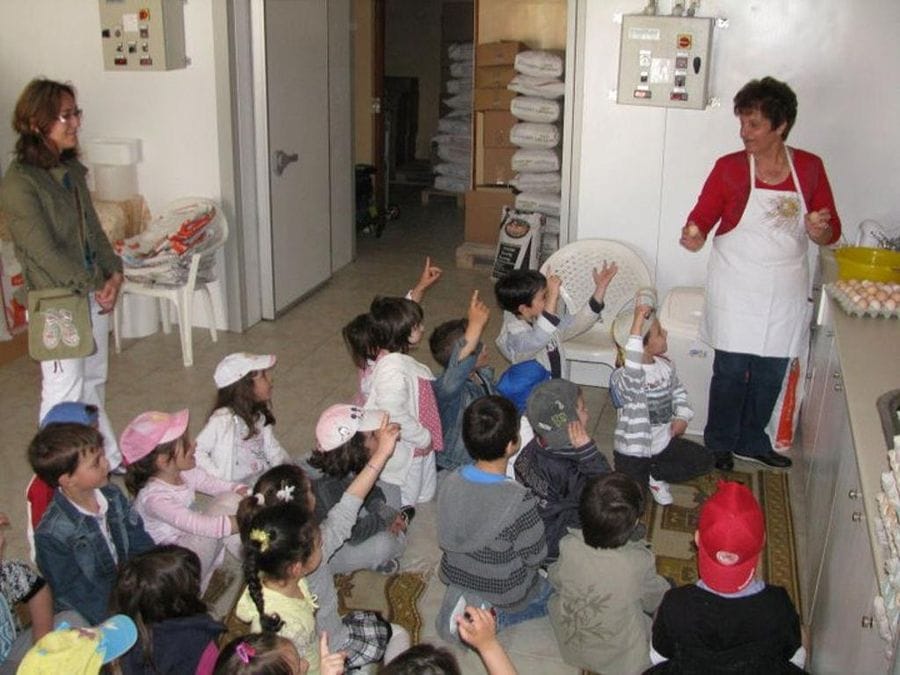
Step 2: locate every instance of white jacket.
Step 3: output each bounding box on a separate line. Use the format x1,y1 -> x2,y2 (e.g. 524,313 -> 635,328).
364,352 -> 434,487
195,407 -> 290,482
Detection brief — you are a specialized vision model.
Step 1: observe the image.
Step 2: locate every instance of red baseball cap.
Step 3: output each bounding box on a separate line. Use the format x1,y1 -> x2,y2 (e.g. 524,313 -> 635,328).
696,481 -> 765,593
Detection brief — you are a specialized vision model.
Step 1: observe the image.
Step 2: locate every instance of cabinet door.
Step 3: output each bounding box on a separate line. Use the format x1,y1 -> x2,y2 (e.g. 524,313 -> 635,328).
810,445 -> 890,673
800,325 -> 835,495
805,342 -> 844,613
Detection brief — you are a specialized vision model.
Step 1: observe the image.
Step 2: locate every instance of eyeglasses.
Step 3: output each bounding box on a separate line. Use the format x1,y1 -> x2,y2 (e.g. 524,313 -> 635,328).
57,108 -> 83,124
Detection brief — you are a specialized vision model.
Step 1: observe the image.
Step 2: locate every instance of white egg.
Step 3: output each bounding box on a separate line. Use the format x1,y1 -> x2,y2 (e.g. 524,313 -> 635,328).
869,299 -> 882,312
884,299 -> 897,312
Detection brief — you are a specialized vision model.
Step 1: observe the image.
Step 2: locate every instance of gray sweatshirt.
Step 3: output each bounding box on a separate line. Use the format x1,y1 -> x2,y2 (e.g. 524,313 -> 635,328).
437,468 -> 546,609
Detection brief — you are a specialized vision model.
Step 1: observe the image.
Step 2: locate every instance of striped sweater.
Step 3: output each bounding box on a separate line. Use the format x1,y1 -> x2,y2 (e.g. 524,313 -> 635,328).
611,335 -> 693,458
437,468 -> 546,609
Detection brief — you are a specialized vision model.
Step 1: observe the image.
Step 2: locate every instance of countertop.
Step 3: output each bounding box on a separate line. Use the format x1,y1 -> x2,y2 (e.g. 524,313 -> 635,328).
822,251 -> 900,585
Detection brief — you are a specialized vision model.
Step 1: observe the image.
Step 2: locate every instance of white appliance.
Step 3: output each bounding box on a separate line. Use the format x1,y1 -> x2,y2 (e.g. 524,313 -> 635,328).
659,287 -> 713,437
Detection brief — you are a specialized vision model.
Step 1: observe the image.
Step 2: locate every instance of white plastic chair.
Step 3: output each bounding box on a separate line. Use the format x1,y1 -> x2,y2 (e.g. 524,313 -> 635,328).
113,198 -> 227,367
540,238 -> 652,387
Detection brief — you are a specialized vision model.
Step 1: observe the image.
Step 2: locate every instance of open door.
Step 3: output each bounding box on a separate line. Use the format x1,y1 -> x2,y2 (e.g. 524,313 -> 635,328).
371,0 -> 386,211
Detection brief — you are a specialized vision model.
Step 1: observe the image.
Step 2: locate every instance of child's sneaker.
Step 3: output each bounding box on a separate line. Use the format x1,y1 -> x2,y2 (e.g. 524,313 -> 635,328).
648,476 -> 673,506
375,558 -> 400,575
448,593 -> 468,637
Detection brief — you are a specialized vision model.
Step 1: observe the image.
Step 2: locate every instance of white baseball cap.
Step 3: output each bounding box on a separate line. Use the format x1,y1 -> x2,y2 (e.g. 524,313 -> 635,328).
315,404 -> 387,451
214,353 -> 276,388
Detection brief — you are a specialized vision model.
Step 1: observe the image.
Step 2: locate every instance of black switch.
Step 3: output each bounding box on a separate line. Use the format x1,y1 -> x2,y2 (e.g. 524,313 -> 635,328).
693,56 -> 701,74
101,28 -> 110,38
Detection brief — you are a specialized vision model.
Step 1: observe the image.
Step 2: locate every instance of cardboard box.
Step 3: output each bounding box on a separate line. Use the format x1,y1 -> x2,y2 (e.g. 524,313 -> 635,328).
474,87 -> 517,111
476,41 -> 527,66
464,188 -> 515,245
475,65 -> 516,89
478,111 -> 517,148
475,147 -> 516,186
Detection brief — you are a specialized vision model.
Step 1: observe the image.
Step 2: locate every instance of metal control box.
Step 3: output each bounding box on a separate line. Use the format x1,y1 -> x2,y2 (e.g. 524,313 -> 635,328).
617,14 -> 714,110
99,0 -> 187,71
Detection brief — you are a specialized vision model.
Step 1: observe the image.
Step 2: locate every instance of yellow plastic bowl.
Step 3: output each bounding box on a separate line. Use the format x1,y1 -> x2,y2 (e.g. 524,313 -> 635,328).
834,247 -> 900,283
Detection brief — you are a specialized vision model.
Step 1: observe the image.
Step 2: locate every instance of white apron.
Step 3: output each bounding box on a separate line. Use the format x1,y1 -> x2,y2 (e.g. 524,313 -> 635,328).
701,150 -> 811,358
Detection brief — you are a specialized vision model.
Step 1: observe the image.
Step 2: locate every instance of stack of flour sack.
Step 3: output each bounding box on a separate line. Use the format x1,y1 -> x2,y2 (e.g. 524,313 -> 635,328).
507,49 -> 565,258
433,42 -> 474,194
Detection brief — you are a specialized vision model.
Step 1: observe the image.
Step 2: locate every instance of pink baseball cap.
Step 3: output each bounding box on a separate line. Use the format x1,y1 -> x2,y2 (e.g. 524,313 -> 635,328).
315,404 -> 387,452
120,409 -> 190,465
696,481 -> 766,593
214,353 -> 276,388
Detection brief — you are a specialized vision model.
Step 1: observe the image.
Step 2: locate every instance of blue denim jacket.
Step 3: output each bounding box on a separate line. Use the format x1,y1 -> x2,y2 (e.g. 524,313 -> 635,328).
34,484 -> 154,624
433,338 -> 496,470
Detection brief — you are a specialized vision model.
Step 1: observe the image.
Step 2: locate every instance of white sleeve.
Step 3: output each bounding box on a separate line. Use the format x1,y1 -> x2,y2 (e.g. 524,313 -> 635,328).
262,423 -> 291,466
194,413 -> 229,480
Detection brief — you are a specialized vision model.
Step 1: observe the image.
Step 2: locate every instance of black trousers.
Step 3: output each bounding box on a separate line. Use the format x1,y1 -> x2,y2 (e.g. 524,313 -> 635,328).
614,436 -> 714,487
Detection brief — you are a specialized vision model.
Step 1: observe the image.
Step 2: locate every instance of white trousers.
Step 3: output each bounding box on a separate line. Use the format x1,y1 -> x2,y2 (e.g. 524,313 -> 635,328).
39,297 -> 121,467
400,452 -> 436,507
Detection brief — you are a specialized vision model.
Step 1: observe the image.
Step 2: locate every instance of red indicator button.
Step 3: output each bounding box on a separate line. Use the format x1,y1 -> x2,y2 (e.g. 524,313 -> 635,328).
677,34 -> 692,49
139,8 -> 150,21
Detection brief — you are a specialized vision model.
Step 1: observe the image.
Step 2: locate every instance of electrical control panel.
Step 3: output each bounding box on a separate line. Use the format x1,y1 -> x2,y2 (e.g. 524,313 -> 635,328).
99,0 -> 187,71
617,14 -> 714,110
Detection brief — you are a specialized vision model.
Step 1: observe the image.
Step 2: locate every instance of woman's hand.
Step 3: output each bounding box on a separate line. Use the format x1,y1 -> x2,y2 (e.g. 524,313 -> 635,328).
679,223 -> 706,252
805,209 -> 832,245
95,271 -> 123,314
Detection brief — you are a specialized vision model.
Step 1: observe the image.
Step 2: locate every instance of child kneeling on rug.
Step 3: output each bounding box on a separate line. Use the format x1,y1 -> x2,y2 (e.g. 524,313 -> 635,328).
548,472 -> 669,674
647,480 -> 806,673
436,396 -> 548,643
610,297 -> 716,507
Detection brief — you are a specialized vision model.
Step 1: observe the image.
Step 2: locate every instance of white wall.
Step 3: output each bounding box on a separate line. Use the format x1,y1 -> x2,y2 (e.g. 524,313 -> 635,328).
0,0 -> 222,215
575,0 -> 900,299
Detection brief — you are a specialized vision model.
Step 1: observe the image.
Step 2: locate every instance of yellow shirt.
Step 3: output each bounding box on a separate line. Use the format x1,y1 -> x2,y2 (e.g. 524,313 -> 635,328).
236,577 -> 319,674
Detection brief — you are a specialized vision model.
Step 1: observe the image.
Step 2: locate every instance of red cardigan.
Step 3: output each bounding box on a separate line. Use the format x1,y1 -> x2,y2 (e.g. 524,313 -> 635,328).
686,148 -> 841,244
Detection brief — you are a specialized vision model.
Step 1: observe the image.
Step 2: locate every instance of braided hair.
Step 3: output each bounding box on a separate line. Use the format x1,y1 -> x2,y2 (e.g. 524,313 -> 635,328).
242,503 -> 319,634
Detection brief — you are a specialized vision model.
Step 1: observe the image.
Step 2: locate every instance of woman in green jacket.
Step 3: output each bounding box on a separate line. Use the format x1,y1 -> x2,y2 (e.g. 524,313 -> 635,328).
0,78 -> 124,467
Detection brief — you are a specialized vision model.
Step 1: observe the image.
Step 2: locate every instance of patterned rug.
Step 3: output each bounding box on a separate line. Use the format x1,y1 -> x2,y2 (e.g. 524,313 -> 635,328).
335,570 -> 428,644
644,468 -> 801,613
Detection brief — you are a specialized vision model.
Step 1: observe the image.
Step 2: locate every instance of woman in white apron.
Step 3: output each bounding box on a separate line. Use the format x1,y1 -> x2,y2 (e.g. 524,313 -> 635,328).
679,77 -> 841,470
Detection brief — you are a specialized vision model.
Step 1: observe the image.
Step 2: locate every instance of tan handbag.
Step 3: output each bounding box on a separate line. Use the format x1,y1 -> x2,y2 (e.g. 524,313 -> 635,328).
27,288 -> 94,361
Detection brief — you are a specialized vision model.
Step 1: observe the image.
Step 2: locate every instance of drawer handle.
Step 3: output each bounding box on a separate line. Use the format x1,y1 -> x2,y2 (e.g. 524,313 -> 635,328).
852,512 -> 864,522
833,371 -> 841,379
849,490 -> 860,500
834,383 -> 843,392
862,616 -> 874,629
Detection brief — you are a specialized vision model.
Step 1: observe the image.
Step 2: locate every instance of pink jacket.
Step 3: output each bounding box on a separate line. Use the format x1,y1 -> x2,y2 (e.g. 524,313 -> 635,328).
135,468 -> 241,542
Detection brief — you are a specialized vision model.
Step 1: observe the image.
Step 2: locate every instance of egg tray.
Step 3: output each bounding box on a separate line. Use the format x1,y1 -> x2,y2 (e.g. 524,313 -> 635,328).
825,282 -> 900,319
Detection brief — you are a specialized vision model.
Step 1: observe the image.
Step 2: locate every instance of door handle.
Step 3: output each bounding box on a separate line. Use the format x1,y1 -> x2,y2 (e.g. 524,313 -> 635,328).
273,150 -> 299,176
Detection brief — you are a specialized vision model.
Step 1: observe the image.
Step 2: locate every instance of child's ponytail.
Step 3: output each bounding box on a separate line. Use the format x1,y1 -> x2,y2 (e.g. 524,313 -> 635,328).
343,312 -> 379,370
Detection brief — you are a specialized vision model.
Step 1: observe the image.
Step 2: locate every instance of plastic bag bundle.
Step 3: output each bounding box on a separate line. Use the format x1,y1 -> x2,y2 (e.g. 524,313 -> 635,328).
510,96 -> 561,123
433,42 -> 474,193
514,50 -> 564,79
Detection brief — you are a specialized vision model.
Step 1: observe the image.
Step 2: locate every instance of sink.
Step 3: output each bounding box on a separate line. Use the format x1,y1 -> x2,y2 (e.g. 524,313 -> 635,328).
878,389 -> 900,449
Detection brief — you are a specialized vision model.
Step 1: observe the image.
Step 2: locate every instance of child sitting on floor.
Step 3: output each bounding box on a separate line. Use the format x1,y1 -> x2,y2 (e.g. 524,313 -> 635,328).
515,378 -> 611,562
111,544 -> 225,674
610,297 -> 716,506
436,396 -> 548,643
494,263 -> 618,378
195,353 -> 291,484
548,472 -> 669,674
121,409 -> 247,592
648,480 -> 806,673
305,404 -> 407,574
29,423 -> 154,624
429,289 -> 495,471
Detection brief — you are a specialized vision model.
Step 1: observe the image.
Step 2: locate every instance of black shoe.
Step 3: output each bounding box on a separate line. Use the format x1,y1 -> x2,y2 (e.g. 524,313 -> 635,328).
733,450 -> 792,469
400,505 -> 416,526
714,452 -> 734,472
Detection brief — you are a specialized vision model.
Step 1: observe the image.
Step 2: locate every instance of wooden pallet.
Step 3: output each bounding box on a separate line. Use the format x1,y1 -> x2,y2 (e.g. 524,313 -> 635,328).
421,187 -> 465,208
455,241 -> 496,269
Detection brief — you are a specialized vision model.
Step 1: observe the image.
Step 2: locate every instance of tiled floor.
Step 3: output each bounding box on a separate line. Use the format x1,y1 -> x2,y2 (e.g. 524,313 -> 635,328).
0,185 -> 806,673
